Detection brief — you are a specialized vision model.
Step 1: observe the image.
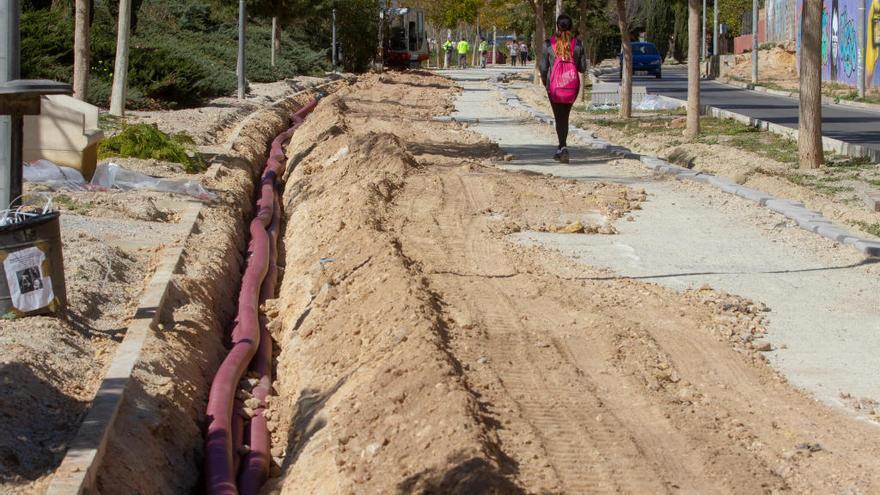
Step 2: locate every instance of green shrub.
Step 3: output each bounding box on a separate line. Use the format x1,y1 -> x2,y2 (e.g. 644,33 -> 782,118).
98,124 -> 206,173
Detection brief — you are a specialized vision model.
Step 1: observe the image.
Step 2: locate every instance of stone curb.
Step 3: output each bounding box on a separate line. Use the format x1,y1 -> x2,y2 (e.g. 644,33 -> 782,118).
46,202 -> 203,495
489,78 -> 880,258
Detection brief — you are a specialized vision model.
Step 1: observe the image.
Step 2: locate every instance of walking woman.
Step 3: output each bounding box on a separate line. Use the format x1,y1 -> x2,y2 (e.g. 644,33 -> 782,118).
540,14 -> 588,163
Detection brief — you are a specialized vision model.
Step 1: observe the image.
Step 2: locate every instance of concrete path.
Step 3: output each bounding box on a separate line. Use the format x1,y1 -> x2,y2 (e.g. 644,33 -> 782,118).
601,65 -> 880,155
445,67 -> 880,415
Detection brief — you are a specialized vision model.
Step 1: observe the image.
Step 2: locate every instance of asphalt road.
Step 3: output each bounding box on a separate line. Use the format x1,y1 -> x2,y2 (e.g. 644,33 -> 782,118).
601,65 -> 880,155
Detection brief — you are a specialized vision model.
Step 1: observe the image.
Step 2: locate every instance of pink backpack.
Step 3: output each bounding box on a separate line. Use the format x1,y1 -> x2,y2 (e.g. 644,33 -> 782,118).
548,36 -> 579,104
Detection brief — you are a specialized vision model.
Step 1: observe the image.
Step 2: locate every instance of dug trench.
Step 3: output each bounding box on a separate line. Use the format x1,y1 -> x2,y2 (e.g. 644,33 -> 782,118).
261,71 -> 880,494
58,85 -> 341,494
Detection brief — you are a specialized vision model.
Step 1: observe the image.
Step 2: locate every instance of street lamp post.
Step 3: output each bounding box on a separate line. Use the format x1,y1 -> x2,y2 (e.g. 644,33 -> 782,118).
751,0 -> 758,83
858,0 -> 866,97
237,0 -> 246,100
702,0 -> 707,58
332,9 -> 338,69
1,0 -> 21,208
713,0 -> 719,56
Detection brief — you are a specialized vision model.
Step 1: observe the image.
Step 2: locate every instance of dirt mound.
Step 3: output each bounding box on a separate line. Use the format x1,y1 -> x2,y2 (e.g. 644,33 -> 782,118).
726,46 -> 798,90
265,71 -> 880,494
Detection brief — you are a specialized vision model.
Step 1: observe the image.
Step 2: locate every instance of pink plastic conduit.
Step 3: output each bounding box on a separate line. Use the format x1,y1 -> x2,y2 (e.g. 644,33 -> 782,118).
205,99 -> 319,494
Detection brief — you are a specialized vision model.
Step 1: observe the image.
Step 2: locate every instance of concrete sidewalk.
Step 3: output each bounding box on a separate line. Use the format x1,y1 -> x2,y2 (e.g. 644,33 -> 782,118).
445,68 -> 880,415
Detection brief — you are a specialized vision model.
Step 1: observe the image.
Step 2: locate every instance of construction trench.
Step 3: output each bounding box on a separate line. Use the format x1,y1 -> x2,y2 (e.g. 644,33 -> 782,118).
22,72 -> 880,494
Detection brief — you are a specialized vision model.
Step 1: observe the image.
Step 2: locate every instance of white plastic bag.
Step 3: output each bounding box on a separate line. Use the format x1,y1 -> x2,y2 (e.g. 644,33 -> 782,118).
91,162 -> 217,201
23,160 -> 87,190
634,95 -> 682,111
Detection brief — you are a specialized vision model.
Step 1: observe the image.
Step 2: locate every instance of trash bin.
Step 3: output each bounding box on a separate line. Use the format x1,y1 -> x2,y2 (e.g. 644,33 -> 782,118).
0,211 -> 66,318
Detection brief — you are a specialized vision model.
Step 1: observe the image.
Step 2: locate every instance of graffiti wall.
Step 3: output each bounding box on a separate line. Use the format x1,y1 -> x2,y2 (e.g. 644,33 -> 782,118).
767,0 -> 798,43
796,0 -> 880,88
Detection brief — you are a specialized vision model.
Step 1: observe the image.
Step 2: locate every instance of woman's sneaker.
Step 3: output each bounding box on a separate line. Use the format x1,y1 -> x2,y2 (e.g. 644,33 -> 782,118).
559,147 -> 570,164
553,148 -> 563,162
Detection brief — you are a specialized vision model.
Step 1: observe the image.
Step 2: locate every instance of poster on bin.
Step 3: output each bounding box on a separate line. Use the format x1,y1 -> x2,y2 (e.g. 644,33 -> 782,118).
3,247 -> 54,312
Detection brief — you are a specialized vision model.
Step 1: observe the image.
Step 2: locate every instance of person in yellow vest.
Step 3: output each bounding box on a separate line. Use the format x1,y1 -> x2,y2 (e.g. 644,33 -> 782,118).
457,37 -> 470,69
479,38 -> 489,68
442,38 -> 455,69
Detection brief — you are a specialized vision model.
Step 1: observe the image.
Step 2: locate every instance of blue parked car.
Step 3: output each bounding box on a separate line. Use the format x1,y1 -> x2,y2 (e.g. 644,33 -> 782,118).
619,42 -> 662,79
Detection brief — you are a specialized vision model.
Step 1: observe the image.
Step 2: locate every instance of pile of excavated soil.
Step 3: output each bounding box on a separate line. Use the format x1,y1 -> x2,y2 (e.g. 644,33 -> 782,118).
724,47 -> 799,90
266,72 -> 880,493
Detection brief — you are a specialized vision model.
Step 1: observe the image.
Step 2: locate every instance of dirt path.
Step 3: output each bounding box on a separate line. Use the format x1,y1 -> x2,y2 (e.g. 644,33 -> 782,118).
267,71 -> 880,494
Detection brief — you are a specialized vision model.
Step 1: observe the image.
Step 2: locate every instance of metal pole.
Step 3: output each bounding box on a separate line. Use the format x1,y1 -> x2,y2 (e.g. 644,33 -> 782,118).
702,0 -> 707,58
858,0 -> 866,97
109,0 -> 132,116
752,0 -> 758,82
493,25 -> 497,66
1,0 -> 21,209
271,17 -> 276,68
713,0 -> 719,56
332,9 -> 337,69
237,0 -> 246,100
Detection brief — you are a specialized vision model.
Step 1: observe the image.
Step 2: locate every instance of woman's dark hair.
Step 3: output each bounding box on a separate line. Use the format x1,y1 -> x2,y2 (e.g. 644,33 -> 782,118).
556,14 -> 573,32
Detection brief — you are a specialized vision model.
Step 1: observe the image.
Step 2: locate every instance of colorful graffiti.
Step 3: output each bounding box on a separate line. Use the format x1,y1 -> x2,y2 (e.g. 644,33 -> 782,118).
869,0 -> 880,86
839,6 -> 858,77
797,0 -> 880,88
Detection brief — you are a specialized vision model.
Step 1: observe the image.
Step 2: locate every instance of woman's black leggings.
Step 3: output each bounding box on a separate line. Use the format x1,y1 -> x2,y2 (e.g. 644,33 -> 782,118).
550,101 -> 573,148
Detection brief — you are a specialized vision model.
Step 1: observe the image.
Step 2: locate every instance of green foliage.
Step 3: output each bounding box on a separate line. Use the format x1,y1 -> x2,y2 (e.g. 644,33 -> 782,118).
21,0 -> 329,109
672,0 -> 687,62
98,124 -> 206,172
645,0 -> 674,59
20,9 -> 74,83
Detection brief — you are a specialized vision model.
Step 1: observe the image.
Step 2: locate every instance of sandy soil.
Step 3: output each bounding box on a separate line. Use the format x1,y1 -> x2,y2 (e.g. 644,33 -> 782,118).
506,80 -> 880,241
262,71 -> 880,493
723,47 -> 799,90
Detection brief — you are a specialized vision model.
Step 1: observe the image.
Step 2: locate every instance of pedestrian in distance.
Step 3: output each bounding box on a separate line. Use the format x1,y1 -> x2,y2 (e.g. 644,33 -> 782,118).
479,37 -> 489,68
509,41 -> 518,67
457,37 -> 470,69
540,14 -> 588,164
442,38 -> 455,69
519,41 -> 528,66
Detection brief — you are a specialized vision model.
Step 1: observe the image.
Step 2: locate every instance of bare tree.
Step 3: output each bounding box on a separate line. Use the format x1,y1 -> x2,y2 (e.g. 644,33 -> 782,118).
609,0 -> 642,118
798,0 -> 823,168
686,0 -> 700,137
73,0 -> 90,100
615,0 -> 633,118
110,0 -> 132,116
529,0 -> 547,85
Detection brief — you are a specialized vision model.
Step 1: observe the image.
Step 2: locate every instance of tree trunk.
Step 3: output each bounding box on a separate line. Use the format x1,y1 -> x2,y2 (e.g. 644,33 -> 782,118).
798,0 -> 823,168
616,0 -> 632,118
533,1 -> 545,85
686,0 -> 701,137
109,0 -> 132,116
73,0 -> 90,101
579,0 -> 588,102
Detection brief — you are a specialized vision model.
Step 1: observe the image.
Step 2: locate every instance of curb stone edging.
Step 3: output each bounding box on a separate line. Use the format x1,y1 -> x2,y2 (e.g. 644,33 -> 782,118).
489,76 -> 880,258
46,203 -> 203,495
